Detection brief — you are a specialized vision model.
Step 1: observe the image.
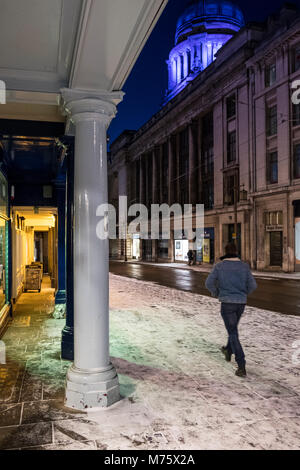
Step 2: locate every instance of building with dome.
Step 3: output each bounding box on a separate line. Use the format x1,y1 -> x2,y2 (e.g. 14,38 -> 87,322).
165,0 -> 244,102
109,2 -> 300,273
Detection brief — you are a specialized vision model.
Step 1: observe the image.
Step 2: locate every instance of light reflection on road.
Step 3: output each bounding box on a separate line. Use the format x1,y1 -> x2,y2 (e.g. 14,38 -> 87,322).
110,261 -> 300,316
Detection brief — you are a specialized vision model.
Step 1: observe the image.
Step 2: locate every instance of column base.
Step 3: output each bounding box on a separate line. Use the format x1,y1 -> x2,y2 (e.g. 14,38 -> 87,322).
55,290 -> 66,304
61,326 -> 74,361
65,364 -> 120,410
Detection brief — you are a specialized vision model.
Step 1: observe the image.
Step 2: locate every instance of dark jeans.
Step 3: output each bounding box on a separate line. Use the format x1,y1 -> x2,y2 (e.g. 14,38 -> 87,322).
221,303 -> 246,368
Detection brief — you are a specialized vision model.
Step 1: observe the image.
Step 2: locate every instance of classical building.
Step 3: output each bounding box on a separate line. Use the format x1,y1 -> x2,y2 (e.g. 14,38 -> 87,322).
109,0 -> 300,273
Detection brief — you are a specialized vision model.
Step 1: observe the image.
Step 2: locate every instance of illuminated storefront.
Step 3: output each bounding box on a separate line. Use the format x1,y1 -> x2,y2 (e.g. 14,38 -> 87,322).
0,170 -> 10,324
174,239 -> 189,262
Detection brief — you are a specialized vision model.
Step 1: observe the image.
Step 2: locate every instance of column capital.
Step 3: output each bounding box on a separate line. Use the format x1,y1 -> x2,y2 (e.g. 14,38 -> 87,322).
60,88 -> 124,126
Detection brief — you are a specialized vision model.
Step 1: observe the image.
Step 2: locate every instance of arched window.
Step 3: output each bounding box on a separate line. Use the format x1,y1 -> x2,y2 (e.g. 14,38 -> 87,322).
180,55 -> 184,81
187,50 -> 191,75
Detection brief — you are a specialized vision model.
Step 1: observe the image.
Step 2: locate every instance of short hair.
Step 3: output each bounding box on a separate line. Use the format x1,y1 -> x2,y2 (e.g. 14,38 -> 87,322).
225,243 -> 238,255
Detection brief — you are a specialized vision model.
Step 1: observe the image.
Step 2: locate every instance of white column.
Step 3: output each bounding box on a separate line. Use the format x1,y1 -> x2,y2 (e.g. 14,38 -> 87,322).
61,88 -> 124,410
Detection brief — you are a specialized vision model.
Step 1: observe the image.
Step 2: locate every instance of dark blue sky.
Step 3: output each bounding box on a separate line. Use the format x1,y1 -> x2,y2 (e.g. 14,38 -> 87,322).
108,0 -> 300,145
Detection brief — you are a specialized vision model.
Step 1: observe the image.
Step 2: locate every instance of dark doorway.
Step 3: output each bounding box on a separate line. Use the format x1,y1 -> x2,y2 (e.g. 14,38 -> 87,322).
270,231 -> 283,267
228,223 -> 241,256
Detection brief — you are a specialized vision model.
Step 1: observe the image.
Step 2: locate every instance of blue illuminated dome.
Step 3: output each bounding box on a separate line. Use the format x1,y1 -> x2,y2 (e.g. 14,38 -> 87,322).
164,0 -> 245,103
176,0 -> 244,44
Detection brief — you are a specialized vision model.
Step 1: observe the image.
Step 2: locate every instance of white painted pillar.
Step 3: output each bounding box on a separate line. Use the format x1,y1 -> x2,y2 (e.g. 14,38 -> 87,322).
60,89 -> 124,410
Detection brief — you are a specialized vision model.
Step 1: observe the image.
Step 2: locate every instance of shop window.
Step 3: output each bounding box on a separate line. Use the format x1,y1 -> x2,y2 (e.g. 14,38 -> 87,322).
202,181 -> 214,210
227,130 -> 236,164
226,95 -> 236,120
266,105 -> 277,137
267,151 -> 278,184
294,144 -> 300,179
265,63 -> 276,87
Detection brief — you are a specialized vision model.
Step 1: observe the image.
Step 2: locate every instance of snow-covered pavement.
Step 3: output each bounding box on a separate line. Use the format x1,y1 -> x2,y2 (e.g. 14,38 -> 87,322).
101,274 -> 300,450
0,274 -> 299,450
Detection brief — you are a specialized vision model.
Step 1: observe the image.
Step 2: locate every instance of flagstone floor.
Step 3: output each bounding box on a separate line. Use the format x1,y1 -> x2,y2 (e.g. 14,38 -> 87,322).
0,275 -> 299,450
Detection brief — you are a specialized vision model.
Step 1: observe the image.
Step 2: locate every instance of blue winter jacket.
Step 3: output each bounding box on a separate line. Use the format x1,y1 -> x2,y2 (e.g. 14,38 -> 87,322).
205,258 -> 257,304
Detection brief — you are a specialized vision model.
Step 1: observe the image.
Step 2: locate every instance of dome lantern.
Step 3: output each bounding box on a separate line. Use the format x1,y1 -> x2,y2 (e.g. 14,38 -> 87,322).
164,0 -> 244,103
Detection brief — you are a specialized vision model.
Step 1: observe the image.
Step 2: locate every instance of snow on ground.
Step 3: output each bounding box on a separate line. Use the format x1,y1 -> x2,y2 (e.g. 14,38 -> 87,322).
84,274 -> 300,450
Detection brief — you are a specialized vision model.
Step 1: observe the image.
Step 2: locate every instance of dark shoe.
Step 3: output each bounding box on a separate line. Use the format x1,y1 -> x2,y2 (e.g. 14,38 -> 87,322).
235,366 -> 247,377
221,346 -> 232,362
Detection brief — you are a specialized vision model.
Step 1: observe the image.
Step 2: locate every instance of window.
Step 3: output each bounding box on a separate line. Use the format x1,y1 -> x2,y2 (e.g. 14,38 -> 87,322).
267,151 -> 278,184
293,44 -> 300,72
224,170 -> 239,206
201,112 -> 214,210
266,105 -> 277,137
158,239 -> 169,259
265,211 -> 283,226
226,95 -> 236,120
180,55 -> 184,81
293,104 -> 300,127
146,154 -> 153,210
227,131 -> 236,164
294,144 -> 300,179
187,50 -> 191,75
265,63 -> 276,87
162,142 -> 169,204
135,160 -> 140,202
179,129 -> 189,206
227,96 -> 236,119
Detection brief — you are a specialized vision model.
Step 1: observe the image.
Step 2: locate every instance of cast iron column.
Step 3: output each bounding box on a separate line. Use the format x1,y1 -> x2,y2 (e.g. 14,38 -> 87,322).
55,181 -> 66,304
61,89 -> 124,410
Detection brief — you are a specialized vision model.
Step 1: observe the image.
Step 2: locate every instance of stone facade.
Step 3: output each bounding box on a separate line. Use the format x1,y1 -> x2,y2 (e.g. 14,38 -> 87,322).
109,3 -> 300,272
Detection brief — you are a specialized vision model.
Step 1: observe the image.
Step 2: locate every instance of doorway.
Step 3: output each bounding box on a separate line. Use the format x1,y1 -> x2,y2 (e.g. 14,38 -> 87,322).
269,231 -> 283,267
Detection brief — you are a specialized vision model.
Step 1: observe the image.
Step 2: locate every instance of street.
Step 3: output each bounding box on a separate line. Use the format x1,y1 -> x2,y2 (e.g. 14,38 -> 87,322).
110,261 -> 300,316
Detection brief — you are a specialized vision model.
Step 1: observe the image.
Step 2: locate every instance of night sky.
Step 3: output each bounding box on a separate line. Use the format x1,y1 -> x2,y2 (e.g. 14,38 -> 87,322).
108,0 -> 300,145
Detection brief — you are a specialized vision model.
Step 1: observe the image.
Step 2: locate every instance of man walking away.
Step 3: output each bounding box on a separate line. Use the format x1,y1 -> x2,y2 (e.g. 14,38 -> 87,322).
205,243 -> 257,377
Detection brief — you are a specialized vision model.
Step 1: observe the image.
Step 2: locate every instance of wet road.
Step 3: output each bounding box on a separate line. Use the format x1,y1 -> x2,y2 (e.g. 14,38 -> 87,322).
110,261 -> 300,316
